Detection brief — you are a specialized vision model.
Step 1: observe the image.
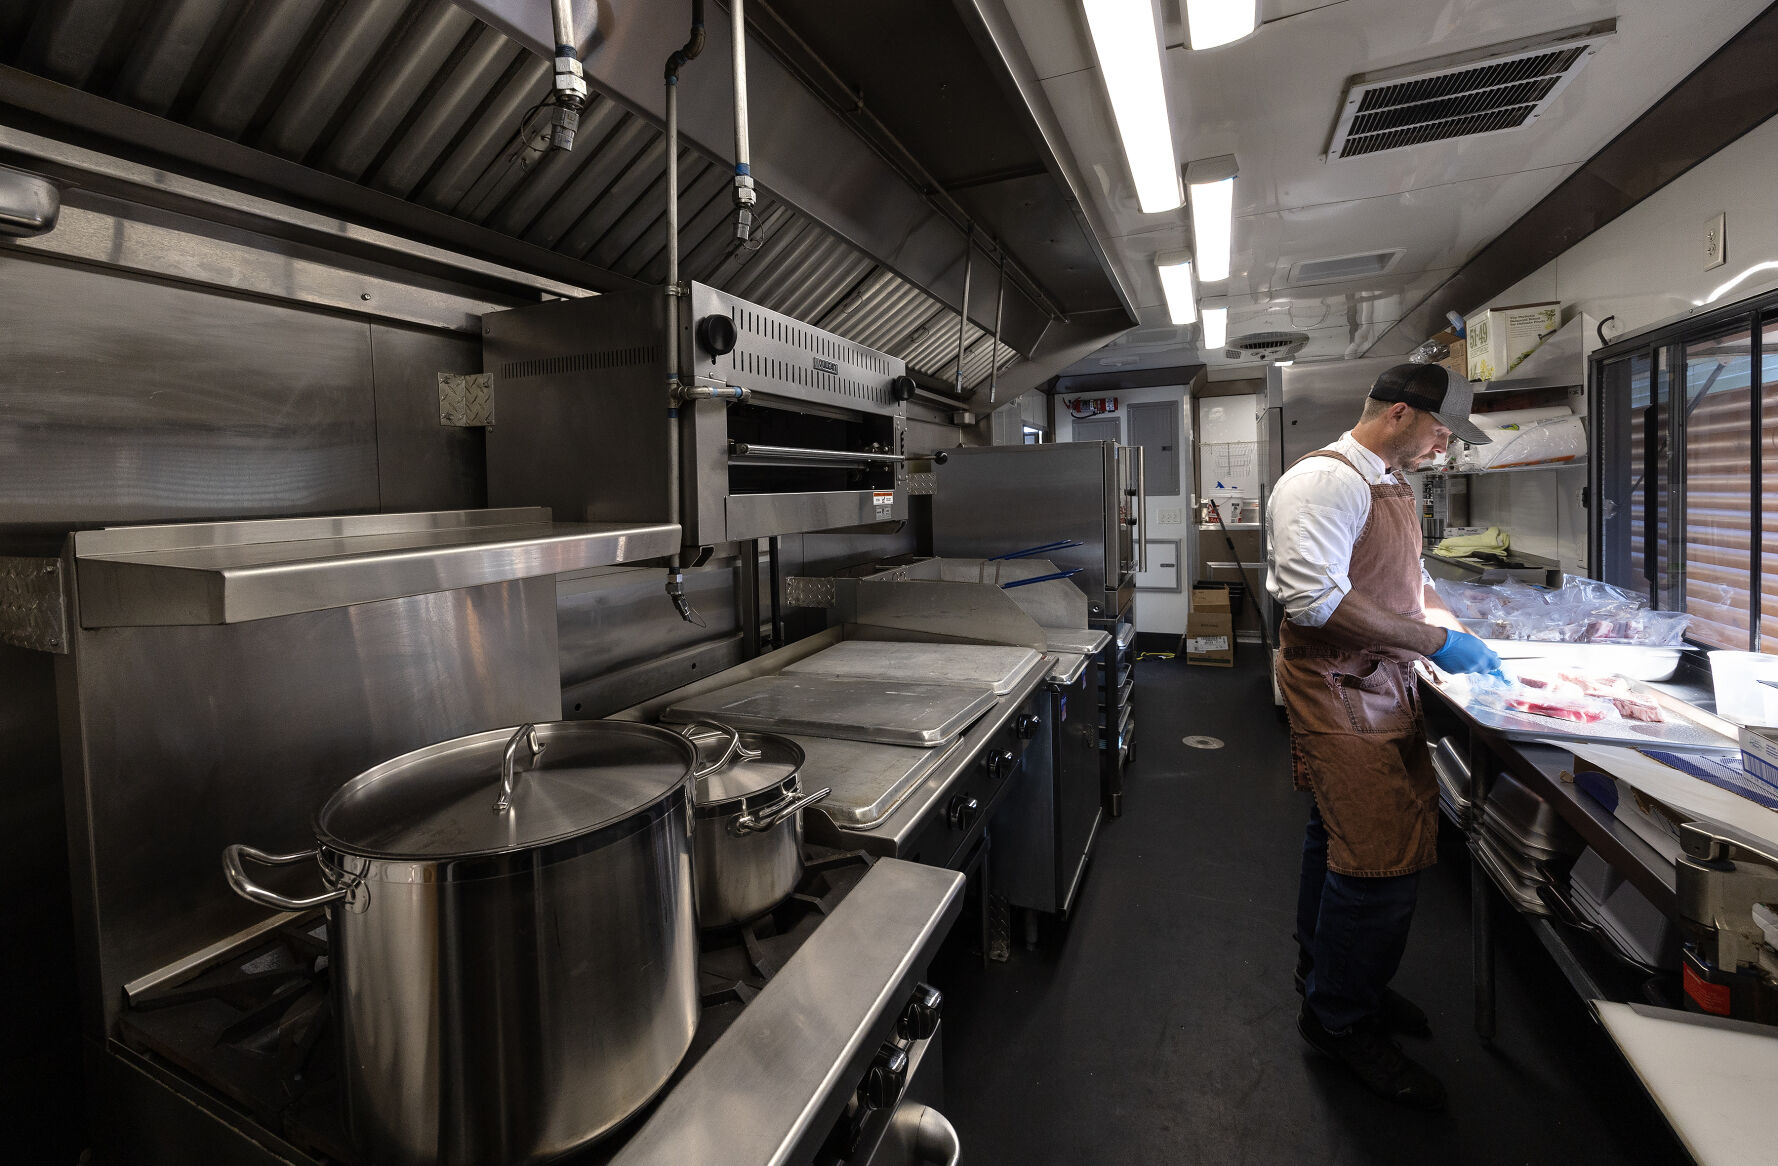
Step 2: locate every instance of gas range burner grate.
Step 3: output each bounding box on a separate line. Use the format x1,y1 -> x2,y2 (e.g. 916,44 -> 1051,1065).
114,847 -> 879,1166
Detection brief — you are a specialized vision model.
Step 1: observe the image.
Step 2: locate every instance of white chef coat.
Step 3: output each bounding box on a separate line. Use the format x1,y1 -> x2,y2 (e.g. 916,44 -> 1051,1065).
1266,430 -> 1434,627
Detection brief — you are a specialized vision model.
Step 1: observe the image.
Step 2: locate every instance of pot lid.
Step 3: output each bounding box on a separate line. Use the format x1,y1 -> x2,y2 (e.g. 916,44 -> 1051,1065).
679,723 -> 803,807
316,721 -> 694,859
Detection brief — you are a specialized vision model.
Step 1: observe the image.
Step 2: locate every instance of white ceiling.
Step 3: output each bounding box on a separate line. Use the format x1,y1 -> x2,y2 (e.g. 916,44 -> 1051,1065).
1003,0 -> 1772,376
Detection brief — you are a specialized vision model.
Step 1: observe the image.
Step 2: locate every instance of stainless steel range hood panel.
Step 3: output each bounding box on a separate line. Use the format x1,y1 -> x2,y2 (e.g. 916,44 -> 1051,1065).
73,509 -> 680,627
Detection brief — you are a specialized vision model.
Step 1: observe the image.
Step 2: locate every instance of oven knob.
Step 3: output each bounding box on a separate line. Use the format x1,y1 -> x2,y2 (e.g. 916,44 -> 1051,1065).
890,374 -> 917,402
946,794 -> 980,830
1015,712 -> 1040,739
897,982 -> 943,1041
860,1043 -> 910,1110
983,749 -> 1016,781
696,314 -> 739,357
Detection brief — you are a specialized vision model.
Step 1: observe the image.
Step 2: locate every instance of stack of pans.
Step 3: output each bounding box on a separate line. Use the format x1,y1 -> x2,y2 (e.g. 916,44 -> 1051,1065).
1567,847 -> 1680,970
1471,768 -> 1583,916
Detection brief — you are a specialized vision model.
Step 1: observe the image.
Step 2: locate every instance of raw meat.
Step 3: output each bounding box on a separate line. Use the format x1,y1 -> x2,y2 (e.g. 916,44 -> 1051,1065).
1610,694 -> 1664,723
1506,696 -> 1607,723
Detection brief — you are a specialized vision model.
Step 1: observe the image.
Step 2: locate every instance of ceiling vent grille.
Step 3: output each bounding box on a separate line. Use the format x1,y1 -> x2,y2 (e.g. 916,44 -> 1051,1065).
1226,331 -> 1310,360
1326,21 -> 1614,161
1289,250 -> 1403,286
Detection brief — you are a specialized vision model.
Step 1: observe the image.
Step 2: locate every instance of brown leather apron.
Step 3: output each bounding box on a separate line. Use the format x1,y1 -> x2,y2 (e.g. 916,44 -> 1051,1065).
1277,450 -> 1438,877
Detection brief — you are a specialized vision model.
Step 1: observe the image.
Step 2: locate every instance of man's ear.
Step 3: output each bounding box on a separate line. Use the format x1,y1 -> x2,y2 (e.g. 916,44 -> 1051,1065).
1392,402 -> 1413,425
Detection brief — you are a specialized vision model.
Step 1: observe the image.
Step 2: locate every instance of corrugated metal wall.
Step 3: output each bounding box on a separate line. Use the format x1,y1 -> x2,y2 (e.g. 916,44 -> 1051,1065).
3,0 -> 1024,391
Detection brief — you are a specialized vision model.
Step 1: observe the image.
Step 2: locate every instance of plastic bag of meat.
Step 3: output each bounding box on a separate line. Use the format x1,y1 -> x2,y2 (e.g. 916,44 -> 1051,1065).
1505,694 -> 1607,723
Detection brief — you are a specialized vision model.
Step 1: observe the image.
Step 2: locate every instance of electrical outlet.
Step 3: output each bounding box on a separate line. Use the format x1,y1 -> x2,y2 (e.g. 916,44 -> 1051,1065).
1156,507 -> 1183,526
1704,212 -> 1726,270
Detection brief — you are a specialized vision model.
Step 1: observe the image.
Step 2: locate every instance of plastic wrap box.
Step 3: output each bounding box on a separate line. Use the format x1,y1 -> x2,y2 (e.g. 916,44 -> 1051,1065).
1465,302 -> 1560,381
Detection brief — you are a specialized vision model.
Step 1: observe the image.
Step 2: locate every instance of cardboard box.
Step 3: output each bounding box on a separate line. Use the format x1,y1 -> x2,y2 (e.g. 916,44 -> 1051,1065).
1740,727 -> 1778,785
1187,583 -> 1235,667
1465,302 -> 1560,381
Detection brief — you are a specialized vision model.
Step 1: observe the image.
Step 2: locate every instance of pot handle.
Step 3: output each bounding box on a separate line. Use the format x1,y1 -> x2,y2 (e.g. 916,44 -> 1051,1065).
679,720 -> 762,778
494,723 -> 547,812
732,785 -> 831,835
222,845 -> 349,911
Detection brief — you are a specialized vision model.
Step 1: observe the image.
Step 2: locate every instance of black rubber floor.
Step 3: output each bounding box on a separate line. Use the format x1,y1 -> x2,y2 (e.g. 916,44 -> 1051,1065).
941,651 -> 1690,1165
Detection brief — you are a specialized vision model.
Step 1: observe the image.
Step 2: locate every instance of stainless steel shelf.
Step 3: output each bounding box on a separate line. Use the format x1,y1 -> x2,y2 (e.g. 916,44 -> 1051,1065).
1438,459 -> 1587,476
1470,314 -> 1589,393
72,508 -> 681,627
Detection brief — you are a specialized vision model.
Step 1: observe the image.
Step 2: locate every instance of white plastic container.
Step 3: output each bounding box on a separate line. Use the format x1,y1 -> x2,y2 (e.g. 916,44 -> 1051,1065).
1708,651 -> 1778,726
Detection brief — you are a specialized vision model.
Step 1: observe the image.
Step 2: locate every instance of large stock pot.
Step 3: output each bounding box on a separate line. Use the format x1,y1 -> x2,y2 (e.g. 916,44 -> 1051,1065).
223,720 -> 699,1166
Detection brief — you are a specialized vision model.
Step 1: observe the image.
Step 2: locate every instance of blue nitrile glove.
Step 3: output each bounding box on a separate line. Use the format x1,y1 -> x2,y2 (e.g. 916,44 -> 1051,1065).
1428,629 -> 1505,678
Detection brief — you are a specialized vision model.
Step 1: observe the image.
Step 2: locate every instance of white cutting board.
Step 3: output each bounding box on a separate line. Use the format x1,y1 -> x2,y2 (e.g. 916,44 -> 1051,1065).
1595,1002 -> 1778,1166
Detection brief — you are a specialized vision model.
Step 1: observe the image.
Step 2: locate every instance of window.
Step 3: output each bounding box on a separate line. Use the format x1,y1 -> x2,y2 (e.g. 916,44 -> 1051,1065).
1595,296 -> 1775,650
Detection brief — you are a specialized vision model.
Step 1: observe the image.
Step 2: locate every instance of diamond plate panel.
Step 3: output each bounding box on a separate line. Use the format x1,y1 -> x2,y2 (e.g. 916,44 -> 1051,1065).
438,372 -> 494,426
783,576 -> 838,608
907,472 -> 937,496
0,556 -> 68,653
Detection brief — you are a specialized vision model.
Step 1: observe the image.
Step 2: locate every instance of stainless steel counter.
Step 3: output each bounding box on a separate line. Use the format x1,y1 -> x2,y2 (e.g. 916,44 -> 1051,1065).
609,859 -> 963,1166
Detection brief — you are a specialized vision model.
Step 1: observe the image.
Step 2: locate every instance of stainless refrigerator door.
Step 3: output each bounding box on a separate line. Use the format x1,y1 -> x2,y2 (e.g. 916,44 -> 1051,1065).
1278,356 -> 1398,465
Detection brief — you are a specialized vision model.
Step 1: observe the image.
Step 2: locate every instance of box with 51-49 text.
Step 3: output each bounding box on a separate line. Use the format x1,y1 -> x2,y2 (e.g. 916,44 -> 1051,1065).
1187,584 -> 1235,667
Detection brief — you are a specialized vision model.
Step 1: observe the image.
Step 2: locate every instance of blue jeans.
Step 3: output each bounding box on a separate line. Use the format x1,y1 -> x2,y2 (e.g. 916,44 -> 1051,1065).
1295,799 -> 1420,1034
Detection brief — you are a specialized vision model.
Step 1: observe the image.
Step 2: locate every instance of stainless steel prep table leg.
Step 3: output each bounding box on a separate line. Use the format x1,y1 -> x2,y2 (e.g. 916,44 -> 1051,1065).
1468,733 -> 1497,1042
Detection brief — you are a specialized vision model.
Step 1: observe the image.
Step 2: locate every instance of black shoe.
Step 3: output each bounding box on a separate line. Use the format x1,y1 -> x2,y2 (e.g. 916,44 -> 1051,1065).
1298,1008 -> 1446,1110
1294,966 -> 1432,1039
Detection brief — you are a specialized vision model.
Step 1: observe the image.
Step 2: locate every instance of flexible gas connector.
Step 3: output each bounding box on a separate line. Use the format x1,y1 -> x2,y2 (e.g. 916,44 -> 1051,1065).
666,570 -> 706,627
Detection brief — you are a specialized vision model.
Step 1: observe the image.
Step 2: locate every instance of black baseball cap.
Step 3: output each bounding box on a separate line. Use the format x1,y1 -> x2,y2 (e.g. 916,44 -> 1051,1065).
1369,363 -> 1490,445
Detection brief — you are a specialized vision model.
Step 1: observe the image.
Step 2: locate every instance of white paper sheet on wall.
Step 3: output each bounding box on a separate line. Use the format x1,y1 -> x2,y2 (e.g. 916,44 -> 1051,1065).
1201,441 -> 1262,497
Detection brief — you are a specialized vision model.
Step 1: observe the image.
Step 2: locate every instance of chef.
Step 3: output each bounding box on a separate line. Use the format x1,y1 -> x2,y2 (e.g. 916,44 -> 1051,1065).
1266,363 -> 1502,1110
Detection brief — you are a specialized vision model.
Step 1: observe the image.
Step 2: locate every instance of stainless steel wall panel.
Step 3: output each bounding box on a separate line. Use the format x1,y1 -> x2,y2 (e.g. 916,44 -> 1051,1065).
260,0 -> 419,162
369,324 -> 487,512
0,253 -> 379,536
59,575 -> 563,1035
556,563 -> 742,700
187,0 -> 327,141
319,4 -> 477,182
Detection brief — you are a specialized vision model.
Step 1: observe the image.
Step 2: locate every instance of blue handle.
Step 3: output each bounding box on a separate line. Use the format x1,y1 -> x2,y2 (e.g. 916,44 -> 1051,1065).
1002,569 -> 1084,589
990,540 -> 1084,561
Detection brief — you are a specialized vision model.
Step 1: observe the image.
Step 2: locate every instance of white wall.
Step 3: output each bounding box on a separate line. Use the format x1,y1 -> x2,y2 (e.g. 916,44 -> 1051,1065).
1490,110 -> 1778,344
1056,385 -> 1193,634
1463,111 -> 1778,576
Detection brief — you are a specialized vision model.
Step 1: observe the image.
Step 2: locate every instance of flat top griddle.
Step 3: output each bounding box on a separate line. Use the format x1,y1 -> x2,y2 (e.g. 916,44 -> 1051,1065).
786,734 -> 948,828
662,674 -> 997,747
782,640 -> 1042,696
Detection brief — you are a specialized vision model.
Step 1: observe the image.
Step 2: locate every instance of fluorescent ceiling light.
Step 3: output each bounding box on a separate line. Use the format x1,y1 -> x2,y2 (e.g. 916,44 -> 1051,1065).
1188,174 -> 1235,283
1201,306 -> 1228,350
1156,256 -> 1197,326
1275,359 -> 1294,367
1083,0 -> 1181,213
1185,0 -> 1257,49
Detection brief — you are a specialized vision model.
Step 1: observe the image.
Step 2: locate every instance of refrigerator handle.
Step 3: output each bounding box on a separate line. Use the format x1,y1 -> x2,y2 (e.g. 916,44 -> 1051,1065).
1134,445 -> 1147,573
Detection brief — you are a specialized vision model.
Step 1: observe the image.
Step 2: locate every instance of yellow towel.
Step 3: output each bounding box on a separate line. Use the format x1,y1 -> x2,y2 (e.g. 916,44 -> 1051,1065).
1434,527 -> 1510,557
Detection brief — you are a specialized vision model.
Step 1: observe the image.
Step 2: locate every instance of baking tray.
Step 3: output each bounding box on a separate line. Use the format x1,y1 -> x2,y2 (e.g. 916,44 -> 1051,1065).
662,674 -> 997,747
782,640 -> 1041,696
786,734 -> 946,829
1435,675 -> 1737,752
